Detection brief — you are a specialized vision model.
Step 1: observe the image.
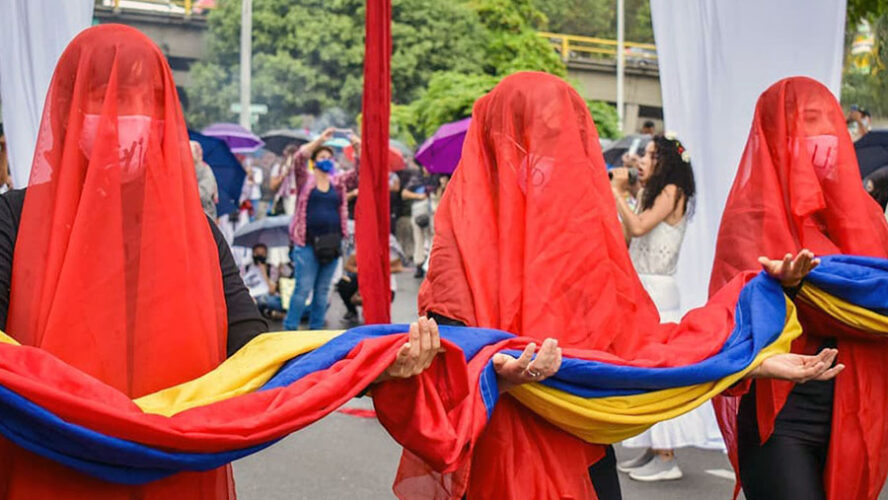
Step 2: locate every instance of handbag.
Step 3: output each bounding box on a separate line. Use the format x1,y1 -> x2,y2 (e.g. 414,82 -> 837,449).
312,232 -> 343,265
414,213 -> 430,228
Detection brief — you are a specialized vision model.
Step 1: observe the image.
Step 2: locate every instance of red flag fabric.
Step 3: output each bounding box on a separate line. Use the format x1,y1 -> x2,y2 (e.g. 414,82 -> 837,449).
710,76 -> 888,500
0,25 -> 231,499
385,71 -> 670,499
356,0 -> 393,324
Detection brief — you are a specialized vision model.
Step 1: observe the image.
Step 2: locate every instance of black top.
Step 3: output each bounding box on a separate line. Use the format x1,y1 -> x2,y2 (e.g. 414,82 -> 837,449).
0,189 -> 266,358
305,186 -> 342,241
737,281 -> 835,445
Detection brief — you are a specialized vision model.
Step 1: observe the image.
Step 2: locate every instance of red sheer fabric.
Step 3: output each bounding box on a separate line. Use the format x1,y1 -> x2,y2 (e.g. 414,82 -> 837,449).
393,71 -> 666,499
710,77 -> 888,500
0,25 -> 231,499
356,0 -> 392,324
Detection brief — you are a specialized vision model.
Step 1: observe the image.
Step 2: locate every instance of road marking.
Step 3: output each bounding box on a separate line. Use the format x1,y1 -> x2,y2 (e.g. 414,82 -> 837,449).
705,469 -> 736,481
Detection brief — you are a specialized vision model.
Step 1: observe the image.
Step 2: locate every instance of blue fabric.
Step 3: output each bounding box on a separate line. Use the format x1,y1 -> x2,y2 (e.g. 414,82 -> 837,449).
1,257 -> 884,486
807,255 -> 888,315
283,245 -> 339,329
527,275 -> 788,398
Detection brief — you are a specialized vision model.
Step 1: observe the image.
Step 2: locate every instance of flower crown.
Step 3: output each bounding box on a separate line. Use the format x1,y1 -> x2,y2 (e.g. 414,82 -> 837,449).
663,131 -> 691,163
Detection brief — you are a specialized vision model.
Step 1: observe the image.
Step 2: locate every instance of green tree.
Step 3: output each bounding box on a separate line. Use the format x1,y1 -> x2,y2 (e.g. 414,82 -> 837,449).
842,1 -> 888,116
187,0 -> 487,129
533,0 -> 653,43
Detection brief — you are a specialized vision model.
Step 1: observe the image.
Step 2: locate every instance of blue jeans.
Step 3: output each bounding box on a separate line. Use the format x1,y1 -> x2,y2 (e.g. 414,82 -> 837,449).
255,294 -> 283,312
283,245 -> 339,330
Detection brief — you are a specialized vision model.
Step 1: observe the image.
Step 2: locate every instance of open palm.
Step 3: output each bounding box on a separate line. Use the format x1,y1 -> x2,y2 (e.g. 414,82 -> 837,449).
752,348 -> 844,383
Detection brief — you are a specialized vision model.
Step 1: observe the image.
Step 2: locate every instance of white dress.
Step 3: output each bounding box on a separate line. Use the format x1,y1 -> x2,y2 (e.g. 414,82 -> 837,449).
621,214 -> 725,451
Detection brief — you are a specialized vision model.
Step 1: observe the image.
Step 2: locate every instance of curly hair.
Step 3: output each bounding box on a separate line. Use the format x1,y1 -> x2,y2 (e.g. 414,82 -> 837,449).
641,135 -> 696,215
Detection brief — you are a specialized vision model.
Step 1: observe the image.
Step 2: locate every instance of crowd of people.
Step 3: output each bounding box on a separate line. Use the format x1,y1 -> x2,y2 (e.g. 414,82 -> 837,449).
195,126 -> 451,330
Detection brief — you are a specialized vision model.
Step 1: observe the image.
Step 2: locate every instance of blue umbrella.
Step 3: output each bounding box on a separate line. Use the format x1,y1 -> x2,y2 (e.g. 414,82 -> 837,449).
189,130 -> 245,216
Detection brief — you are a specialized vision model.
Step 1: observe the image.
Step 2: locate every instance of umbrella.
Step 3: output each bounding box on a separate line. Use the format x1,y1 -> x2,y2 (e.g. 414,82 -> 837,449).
415,117 -> 471,174
389,139 -> 414,160
261,129 -> 313,156
233,215 -> 293,248
188,130 -> 245,216
602,134 -> 651,167
855,130 -> 888,179
202,123 -> 265,154
343,143 -> 406,171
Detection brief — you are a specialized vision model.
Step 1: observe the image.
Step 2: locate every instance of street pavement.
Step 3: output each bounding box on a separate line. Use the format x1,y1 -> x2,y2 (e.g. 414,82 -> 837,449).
235,271 -> 888,499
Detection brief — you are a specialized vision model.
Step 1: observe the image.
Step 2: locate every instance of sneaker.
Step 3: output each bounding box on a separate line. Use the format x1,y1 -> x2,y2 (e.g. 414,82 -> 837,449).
414,267 -> 425,279
628,456 -> 683,482
617,449 -> 655,473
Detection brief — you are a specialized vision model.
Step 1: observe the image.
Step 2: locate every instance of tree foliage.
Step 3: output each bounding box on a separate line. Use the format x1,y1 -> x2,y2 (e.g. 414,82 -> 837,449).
187,0 -> 486,129
534,0 -> 654,43
842,1 -> 888,116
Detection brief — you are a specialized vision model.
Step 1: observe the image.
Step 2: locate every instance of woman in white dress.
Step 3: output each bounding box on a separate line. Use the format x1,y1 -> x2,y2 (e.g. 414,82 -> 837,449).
610,134 -> 724,482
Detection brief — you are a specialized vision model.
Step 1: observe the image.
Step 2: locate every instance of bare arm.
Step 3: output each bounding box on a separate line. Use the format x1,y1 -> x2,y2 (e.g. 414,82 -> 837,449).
615,185 -> 681,238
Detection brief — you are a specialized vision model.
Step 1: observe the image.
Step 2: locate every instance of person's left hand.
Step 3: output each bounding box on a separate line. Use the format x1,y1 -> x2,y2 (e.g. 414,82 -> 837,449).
759,249 -> 820,288
493,338 -> 562,392
750,348 -> 844,383
375,317 -> 443,382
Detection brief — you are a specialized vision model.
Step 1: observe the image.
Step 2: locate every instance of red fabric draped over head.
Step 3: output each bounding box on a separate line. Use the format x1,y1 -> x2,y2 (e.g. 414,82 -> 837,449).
710,77 -> 888,500
400,71 -> 664,499
0,24 -> 231,499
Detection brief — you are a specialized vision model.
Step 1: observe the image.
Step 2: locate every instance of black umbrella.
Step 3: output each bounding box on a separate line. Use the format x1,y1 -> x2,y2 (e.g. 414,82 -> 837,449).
854,130 -> 888,179
261,129 -> 313,156
233,215 -> 292,248
602,134 -> 652,167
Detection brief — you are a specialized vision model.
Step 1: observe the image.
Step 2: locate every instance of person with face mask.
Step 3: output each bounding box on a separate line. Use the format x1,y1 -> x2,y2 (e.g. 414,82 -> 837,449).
241,243 -> 285,319
385,72 -> 842,500
711,77 -> 888,500
283,128 -> 357,330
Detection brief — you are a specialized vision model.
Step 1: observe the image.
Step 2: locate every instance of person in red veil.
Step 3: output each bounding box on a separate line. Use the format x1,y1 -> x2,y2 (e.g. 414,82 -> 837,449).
383,71 -> 839,500
0,24 -> 437,499
710,76 -> 888,500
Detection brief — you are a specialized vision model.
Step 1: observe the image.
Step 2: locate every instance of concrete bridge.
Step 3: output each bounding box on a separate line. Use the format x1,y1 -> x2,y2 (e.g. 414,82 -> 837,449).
93,2 -> 664,133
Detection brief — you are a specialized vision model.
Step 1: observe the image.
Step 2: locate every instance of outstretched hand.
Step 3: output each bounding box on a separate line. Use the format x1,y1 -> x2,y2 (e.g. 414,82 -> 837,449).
375,317 -> 444,383
751,348 -> 844,383
493,338 -> 563,392
759,249 -> 820,288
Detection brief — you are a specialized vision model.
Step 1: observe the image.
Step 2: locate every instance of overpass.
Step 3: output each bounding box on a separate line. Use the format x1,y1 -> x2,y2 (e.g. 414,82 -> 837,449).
539,32 -> 664,134
92,3 -> 663,133
93,0 -> 209,88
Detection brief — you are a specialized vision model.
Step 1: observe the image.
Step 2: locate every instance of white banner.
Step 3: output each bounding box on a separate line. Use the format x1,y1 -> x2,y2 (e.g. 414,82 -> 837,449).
0,0 -> 94,187
650,0 -> 846,311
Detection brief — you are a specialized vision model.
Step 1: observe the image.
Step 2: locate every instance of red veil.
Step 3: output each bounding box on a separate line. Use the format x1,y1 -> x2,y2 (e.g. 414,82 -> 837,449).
710,77 -> 888,499
0,25 -> 231,499
399,71 -> 665,499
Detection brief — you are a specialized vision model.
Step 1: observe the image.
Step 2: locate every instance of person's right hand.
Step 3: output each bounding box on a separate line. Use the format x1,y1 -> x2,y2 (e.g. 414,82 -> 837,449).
320,127 -> 336,142
751,348 -> 844,383
493,338 -> 562,392
610,167 -> 630,194
375,317 -> 444,382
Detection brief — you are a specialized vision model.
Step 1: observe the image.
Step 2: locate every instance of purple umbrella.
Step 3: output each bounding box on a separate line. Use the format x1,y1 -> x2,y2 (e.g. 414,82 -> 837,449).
202,123 -> 265,154
415,117 -> 471,174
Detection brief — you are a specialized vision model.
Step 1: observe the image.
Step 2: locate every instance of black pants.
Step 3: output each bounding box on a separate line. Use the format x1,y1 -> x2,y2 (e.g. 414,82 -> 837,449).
738,433 -> 827,500
737,378 -> 833,500
589,445 -> 623,500
336,276 -> 359,315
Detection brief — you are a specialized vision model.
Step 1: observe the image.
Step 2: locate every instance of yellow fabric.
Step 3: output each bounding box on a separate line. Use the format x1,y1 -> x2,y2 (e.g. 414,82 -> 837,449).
0,330 -> 19,346
798,285 -> 888,335
135,330 -> 343,416
510,296 -> 803,444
